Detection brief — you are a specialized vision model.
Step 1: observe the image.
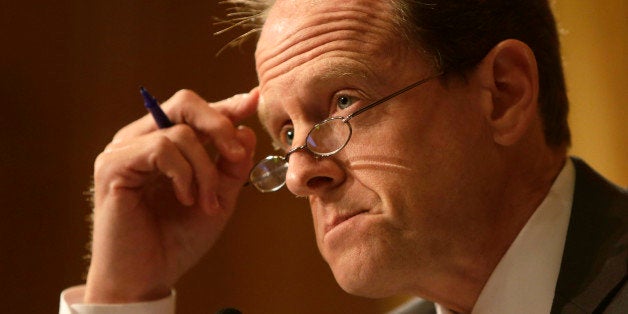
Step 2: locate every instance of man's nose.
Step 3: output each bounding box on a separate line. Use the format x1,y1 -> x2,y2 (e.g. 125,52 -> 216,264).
284,150 -> 345,197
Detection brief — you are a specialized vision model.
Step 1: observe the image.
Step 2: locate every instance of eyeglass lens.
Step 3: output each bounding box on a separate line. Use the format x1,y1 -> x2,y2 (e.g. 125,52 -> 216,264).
307,118 -> 352,155
250,156 -> 290,192
249,118 -> 352,192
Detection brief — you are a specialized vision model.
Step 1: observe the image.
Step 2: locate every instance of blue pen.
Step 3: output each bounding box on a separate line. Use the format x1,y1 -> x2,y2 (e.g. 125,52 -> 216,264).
140,86 -> 174,128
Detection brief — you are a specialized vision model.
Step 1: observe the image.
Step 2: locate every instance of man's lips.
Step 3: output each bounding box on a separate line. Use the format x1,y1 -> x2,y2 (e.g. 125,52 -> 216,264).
324,210 -> 369,235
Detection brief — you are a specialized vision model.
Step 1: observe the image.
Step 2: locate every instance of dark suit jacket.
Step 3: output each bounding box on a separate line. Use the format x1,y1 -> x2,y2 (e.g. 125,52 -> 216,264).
390,158 -> 627,314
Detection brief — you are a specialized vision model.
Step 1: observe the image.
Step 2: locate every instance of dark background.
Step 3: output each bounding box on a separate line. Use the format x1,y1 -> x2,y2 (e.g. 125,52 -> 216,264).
0,2 -> 395,313
2,1 -> 625,314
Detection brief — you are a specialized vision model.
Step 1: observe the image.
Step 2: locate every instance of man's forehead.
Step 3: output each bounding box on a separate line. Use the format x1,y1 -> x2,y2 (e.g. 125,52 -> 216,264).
256,0 -> 398,81
258,0 -> 323,46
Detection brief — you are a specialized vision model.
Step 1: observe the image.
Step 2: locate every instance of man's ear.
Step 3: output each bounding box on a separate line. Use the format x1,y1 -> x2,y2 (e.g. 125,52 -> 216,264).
476,39 -> 540,146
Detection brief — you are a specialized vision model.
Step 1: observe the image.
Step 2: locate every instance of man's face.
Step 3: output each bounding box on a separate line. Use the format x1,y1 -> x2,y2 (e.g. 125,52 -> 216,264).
255,0 -> 499,297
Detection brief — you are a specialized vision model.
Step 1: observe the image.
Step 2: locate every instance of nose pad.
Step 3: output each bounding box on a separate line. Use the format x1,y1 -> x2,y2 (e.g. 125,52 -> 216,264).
284,149 -> 345,196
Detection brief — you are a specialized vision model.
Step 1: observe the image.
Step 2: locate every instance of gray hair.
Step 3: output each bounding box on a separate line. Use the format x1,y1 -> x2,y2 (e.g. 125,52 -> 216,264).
214,0 -> 275,54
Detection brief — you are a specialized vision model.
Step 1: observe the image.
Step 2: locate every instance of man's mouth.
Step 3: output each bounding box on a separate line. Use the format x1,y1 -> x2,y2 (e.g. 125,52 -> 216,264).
324,209 -> 369,235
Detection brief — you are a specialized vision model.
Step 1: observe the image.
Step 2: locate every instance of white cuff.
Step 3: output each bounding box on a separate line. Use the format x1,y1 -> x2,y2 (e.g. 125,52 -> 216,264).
59,285 -> 176,314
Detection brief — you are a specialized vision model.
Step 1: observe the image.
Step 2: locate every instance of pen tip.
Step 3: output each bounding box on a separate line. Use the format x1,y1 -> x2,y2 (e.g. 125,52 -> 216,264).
139,86 -> 159,108
139,86 -> 153,100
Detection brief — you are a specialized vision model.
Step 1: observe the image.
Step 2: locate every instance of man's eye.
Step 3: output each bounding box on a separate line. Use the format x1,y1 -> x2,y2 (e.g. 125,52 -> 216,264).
280,125 -> 295,147
336,95 -> 356,109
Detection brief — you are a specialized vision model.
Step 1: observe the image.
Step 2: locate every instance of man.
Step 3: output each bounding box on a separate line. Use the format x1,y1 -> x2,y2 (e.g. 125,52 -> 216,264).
60,0 -> 627,313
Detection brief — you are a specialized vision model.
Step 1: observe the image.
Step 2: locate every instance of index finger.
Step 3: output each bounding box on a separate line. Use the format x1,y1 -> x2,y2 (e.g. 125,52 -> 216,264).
113,88 -> 259,142
209,87 -> 259,123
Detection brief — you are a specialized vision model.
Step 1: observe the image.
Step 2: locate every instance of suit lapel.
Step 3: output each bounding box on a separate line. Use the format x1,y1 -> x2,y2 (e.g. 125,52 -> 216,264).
551,158 -> 627,313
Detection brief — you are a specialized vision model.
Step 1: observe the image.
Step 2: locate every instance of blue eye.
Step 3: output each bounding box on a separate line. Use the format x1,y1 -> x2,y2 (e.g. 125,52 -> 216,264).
336,95 -> 355,109
280,125 -> 295,147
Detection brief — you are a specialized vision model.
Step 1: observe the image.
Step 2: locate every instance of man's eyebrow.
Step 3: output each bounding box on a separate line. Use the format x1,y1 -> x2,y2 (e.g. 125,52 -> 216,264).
316,63 -> 370,81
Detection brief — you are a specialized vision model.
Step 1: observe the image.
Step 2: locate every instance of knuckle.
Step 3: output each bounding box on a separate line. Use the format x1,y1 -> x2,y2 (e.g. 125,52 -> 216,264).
93,152 -> 107,173
112,125 -> 131,141
211,114 -> 233,131
172,89 -> 200,103
170,124 -> 197,141
149,134 -> 174,156
93,151 -> 115,183
166,89 -> 205,120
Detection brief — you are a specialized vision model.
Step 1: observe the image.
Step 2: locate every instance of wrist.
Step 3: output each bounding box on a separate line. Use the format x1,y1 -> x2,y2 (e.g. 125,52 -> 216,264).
84,283 -> 171,304
84,267 -> 171,303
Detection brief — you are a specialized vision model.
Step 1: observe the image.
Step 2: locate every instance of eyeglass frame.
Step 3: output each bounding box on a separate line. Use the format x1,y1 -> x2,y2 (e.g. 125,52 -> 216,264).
249,72 -> 444,193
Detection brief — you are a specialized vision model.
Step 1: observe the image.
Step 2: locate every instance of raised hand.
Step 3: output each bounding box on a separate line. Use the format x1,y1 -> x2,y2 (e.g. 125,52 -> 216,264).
85,89 -> 258,303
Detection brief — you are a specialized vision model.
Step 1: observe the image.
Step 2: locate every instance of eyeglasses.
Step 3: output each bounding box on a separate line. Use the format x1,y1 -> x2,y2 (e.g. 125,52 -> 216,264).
249,73 -> 443,193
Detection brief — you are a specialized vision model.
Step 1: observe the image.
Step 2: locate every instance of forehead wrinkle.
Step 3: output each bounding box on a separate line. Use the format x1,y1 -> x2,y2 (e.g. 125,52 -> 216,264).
257,9 -> 392,70
256,5 -> 398,85
260,37 -> 377,86
258,1 -> 395,58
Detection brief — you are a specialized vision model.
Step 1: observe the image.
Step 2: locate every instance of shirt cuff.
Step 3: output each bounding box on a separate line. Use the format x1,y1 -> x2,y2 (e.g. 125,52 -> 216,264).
60,285 -> 176,314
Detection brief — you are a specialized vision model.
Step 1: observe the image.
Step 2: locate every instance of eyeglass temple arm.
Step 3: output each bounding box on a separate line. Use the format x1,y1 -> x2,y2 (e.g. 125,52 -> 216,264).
344,72 -> 444,121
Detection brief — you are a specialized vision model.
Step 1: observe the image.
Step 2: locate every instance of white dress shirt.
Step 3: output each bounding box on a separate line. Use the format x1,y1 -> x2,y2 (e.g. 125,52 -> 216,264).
436,159 -> 575,314
61,160 -> 575,314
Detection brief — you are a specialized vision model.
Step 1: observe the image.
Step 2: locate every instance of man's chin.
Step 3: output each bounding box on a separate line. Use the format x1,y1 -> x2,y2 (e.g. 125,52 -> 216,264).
329,260 -> 400,298
335,275 -> 399,298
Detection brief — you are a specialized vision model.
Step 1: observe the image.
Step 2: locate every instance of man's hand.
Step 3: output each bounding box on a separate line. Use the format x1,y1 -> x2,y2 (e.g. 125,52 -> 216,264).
84,89 -> 259,303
